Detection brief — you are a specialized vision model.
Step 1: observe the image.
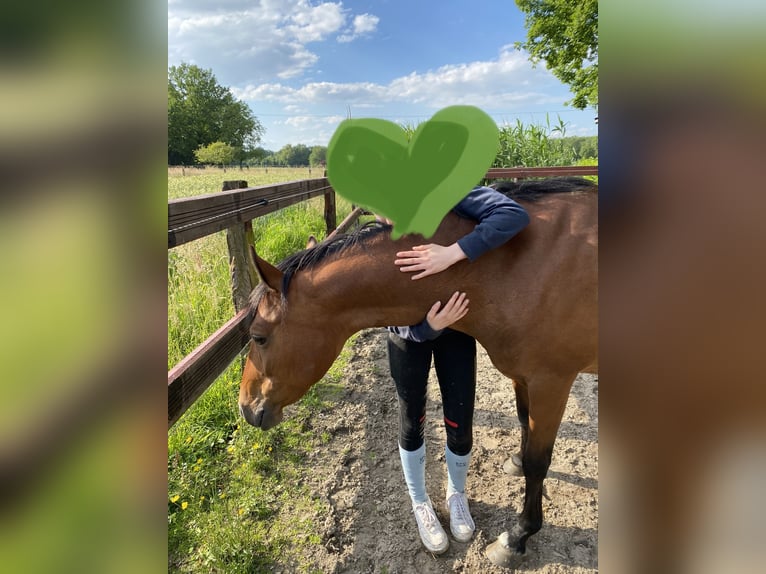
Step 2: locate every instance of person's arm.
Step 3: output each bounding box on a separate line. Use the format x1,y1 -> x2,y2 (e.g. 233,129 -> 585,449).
390,291 -> 469,341
395,186 -> 530,279
453,186 -> 530,260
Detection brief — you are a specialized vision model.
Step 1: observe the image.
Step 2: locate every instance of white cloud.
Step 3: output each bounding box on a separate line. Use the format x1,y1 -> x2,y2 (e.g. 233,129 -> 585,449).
234,81 -> 381,104
266,115 -> 346,149
283,115 -> 345,127
338,13 -> 379,42
287,2 -> 345,42
353,14 -> 379,34
234,46 -> 561,109
169,1 -> 377,84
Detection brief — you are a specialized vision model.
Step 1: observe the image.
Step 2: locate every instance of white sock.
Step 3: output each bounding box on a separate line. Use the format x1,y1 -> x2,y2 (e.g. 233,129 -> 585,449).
445,445 -> 471,497
399,443 -> 427,504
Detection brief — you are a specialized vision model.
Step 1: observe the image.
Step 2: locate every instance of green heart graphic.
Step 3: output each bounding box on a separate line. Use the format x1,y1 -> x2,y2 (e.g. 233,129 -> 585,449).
326,106 -> 499,239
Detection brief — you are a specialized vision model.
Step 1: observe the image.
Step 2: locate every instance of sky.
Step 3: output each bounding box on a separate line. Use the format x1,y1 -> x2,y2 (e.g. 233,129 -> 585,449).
168,0 -> 598,151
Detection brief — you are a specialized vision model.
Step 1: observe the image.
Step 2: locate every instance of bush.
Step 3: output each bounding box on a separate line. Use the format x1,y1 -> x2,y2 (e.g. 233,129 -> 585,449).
194,141 -> 236,167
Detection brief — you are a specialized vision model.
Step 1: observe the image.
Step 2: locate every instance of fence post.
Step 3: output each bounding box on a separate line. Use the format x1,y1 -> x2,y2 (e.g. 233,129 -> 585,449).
323,190 -> 336,236
222,180 -> 253,312
323,171 -> 336,236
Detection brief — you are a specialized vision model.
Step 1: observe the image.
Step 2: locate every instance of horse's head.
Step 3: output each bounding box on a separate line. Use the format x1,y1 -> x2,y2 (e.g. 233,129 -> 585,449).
238,246 -> 343,430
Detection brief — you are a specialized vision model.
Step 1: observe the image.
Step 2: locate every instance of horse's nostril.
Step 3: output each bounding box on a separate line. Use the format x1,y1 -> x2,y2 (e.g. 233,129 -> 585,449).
238,402 -> 267,428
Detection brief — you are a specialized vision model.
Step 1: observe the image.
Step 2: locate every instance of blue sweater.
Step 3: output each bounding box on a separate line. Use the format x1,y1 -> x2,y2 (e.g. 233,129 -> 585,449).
389,185 -> 529,342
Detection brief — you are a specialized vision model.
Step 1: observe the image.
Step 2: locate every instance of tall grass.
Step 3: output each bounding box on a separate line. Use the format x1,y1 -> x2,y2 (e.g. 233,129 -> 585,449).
494,116 -> 577,168
402,116 -> 593,169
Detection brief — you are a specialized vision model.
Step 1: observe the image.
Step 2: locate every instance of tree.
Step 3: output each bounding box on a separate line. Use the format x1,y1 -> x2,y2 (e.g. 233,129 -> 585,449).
168,63 -> 264,165
515,0 -> 598,109
274,143 -> 311,166
194,141 -> 235,167
242,146 -> 270,166
309,145 -> 327,167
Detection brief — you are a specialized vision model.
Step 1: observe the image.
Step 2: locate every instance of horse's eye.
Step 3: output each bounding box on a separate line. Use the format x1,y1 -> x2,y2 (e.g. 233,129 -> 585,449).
251,335 -> 267,346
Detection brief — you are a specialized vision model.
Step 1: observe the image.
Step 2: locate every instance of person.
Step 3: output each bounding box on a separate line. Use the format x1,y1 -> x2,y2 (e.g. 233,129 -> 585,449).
385,184 -> 530,554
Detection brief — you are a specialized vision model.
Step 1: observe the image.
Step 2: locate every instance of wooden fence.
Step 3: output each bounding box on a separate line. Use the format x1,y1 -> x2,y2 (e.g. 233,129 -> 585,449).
167,165 -> 597,428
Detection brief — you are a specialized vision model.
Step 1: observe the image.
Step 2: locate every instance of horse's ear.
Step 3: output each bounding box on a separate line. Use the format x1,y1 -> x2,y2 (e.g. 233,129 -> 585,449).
306,234 -> 318,249
248,245 -> 283,293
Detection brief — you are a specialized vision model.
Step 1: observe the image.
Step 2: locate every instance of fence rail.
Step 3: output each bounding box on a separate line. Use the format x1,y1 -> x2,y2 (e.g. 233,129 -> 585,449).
168,165 -> 598,427
168,309 -> 251,428
485,165 -> 597,179
168,178 -> 332,248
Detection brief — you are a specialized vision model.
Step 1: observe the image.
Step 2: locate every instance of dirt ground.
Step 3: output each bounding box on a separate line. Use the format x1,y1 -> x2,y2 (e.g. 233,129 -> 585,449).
294,328 -> 598,573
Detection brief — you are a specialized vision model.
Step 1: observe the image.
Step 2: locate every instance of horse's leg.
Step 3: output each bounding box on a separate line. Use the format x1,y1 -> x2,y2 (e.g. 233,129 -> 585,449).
503,378 -> 528,476
487,372 -> 575,568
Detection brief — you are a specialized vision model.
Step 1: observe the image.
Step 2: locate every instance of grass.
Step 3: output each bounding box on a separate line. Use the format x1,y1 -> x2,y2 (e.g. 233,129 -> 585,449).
167,363 -> 350,573
168,167 -> 358,572
168,166 -> 321,200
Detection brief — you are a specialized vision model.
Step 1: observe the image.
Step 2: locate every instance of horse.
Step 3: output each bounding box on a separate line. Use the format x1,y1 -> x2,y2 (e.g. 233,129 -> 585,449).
238,177 -> 597,567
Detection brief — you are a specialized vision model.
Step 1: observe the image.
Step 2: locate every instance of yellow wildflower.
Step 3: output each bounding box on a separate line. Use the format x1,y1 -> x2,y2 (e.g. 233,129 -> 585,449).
181,501 -> 188,510
170,494 -> 180,503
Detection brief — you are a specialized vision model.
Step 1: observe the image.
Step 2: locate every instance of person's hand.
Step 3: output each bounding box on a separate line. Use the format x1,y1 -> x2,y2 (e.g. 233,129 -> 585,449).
425,291 -> 469,331
394,243 -> 467,280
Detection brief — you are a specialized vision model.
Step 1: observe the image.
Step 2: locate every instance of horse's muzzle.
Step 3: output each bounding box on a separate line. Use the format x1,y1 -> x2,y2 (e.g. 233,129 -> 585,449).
239,400 -> 283,430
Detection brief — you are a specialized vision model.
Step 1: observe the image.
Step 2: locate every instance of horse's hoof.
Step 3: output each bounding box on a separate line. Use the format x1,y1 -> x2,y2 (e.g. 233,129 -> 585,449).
502,452 -> 524,476
485,534 -> 525,568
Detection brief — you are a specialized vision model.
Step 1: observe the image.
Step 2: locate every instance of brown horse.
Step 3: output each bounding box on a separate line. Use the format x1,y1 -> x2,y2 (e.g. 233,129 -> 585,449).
239,178 -> 597,567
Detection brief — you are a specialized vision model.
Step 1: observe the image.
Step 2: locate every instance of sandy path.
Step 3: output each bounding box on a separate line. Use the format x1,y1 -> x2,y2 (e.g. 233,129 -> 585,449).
295,328 -> 598,573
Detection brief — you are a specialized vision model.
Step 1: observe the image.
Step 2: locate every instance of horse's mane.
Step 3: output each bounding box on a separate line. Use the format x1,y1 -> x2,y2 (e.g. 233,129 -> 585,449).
490,176 -> 596,201
279,222 -> 390,290
250,177 -> 595,307
250,221 -> 391,308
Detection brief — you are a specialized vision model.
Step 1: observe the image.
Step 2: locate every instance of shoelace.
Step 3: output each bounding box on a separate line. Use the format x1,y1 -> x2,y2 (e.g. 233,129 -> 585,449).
448,494 -> 474,528
414,503 -> 438,530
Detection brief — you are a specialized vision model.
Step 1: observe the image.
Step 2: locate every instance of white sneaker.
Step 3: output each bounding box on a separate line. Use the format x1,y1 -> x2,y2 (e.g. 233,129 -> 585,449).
412,498 -> 449,554
446,491 -> 476,542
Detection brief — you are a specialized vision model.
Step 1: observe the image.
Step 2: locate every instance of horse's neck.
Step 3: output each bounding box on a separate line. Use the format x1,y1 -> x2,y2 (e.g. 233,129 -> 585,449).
300,231 -> 463,335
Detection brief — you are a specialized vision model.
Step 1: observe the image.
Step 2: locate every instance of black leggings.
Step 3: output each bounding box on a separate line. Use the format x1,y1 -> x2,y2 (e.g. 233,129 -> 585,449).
387,329 -> 477,456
